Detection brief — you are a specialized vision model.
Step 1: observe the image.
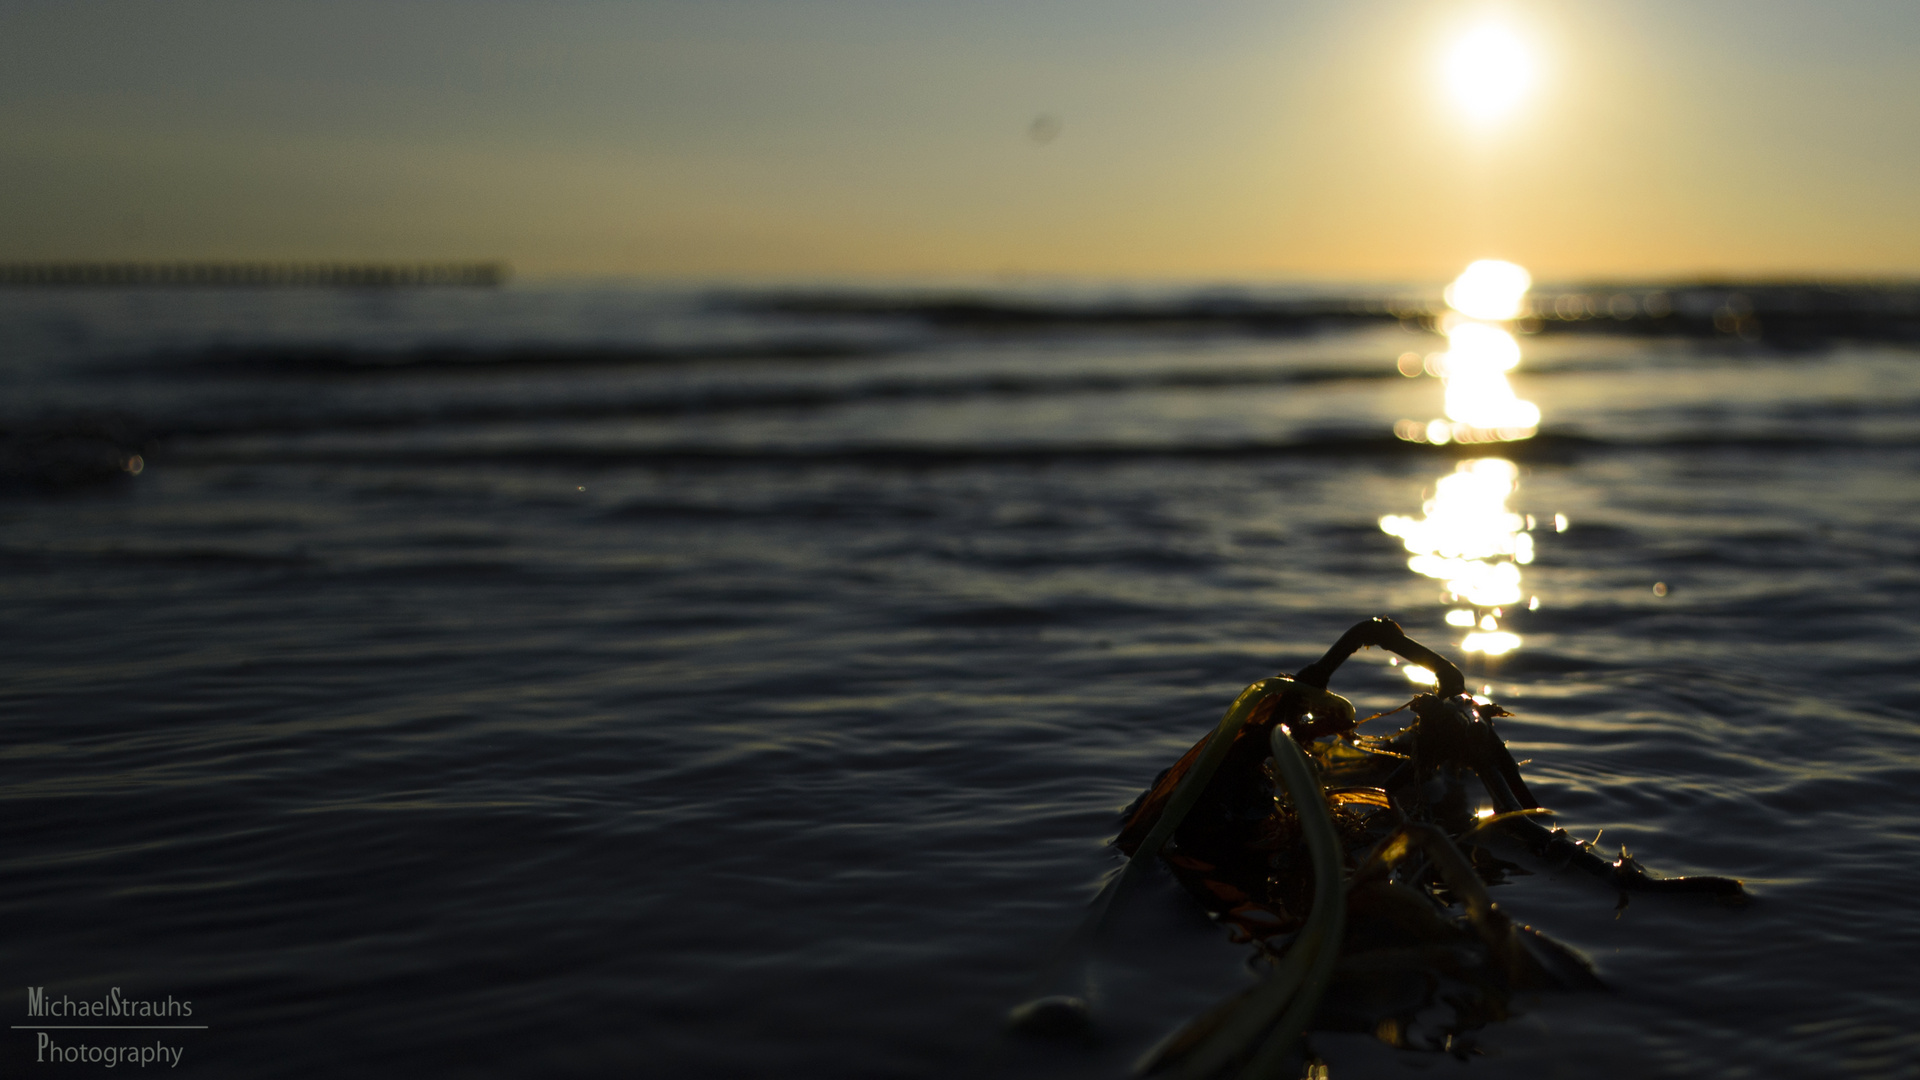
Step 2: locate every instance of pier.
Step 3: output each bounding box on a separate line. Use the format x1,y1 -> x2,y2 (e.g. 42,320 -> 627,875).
0,261 -> 508,288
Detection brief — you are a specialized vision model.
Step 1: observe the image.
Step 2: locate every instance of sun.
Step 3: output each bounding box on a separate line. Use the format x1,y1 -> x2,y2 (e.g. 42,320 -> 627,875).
1441,22 -> 1536,127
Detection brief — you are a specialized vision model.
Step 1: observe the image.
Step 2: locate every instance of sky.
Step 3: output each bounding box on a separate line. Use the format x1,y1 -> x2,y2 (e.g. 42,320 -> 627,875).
3,0 -> 1918,283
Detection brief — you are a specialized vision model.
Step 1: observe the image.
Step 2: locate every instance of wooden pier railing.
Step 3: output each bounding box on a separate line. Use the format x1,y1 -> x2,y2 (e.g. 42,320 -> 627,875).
0,261 -> 509,288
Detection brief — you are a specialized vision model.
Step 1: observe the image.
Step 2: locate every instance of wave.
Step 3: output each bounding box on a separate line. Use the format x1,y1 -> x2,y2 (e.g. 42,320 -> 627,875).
100,363 -> 1408,442
0,417 -> 145,491
153,430 -> 1920,472
745,290 -> 1405,333
161,339 -> 899,376
102,278 -> 1920,386
743,280 -> 1920,344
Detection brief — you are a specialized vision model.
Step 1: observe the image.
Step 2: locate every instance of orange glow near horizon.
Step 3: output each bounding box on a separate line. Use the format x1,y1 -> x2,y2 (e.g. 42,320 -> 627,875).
2,4 -> 1917,280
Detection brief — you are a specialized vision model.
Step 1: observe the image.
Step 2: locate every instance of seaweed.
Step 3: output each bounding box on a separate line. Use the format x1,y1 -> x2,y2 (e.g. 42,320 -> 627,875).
1011,617 -> 1746,1077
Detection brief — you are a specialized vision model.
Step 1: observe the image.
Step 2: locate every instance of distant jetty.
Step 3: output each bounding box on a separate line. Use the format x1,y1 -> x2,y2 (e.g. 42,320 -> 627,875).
0,261 -> 508,288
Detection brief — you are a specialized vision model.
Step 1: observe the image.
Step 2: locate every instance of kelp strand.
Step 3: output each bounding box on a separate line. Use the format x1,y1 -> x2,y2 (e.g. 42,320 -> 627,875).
1163,718 -> 1348,1079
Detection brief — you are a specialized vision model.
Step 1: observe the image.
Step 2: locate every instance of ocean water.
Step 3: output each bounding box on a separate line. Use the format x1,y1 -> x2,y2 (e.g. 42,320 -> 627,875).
2,283 -> 1917,1078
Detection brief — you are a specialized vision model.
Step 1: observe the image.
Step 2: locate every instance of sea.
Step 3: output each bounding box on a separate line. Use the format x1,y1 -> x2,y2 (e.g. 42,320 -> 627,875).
2,279 -> 1917,1078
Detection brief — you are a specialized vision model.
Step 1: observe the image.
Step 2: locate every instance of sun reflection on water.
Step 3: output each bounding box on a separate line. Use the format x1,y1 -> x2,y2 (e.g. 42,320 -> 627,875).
1381,260 -> 1566,673
1396,259 -> 1540,445
1380,458 -> 1532,602
1442,259 -> 1532,321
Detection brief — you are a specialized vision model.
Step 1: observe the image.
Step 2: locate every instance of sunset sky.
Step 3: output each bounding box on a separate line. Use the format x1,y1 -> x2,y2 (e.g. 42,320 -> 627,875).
4,0 -> 1917,282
